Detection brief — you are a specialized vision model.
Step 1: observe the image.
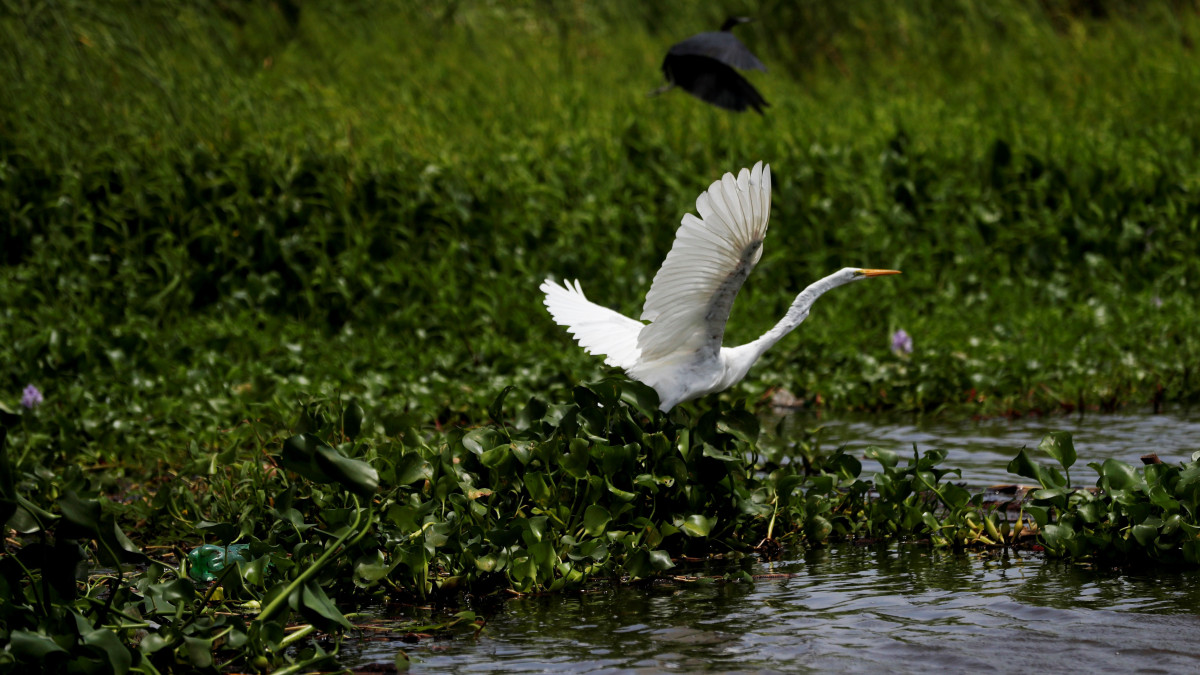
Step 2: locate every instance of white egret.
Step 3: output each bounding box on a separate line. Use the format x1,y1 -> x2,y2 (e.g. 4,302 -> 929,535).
540,162 -> 900,411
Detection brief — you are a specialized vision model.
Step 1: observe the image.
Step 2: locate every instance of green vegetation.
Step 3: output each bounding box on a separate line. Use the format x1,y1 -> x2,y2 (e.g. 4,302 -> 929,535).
5,384 -> 1200,671
4,1 -> 1200,435
4,0 -> 1200,671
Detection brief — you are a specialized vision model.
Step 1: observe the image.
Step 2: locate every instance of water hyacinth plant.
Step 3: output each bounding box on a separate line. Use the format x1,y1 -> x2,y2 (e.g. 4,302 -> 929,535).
19,385 -> 42,409
3,383 -> 1198,671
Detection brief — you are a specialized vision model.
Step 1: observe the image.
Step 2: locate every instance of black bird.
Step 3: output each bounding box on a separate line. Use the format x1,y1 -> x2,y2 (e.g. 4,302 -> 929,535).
659,17 -> 768,114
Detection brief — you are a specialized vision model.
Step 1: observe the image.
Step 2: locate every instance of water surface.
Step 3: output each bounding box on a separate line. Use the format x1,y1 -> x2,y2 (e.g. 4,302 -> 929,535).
796,408 -> 1200,486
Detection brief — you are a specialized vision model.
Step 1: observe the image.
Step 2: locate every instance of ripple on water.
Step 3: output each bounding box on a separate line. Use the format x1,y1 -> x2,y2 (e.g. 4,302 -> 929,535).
340,544 -> 1200,673
791,409 -> 1200,486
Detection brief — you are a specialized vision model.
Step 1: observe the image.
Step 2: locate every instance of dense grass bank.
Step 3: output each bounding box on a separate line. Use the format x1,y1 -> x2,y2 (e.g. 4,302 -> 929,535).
2,0 -> 1200,461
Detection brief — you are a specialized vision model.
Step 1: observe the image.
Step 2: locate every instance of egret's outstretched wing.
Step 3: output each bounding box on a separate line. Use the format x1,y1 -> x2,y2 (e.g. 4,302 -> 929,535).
541,279 -> 644,370
638,162 -> 772,362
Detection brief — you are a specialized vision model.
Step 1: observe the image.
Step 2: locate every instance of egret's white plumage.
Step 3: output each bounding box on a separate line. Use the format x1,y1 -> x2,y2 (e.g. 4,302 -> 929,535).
541,161 -> 899,411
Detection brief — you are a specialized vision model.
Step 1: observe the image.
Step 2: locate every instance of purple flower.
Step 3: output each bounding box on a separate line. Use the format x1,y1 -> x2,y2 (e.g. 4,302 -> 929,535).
891,329 -> 913,355
21,384 -> 43,409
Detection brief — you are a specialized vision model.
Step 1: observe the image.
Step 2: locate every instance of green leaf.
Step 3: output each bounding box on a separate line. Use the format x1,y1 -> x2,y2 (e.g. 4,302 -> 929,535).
560,439 -> 591,479
583,505 -> 610,536
354,550 -> 391,585
775,474 -> 805,500
605,479 -> 636,502
1038,431 -> 1076,471
343,400 -> 365,440
462,428 -> 501,455
1024,505 -> 1049,528
515,396 -> 548,430
525,472 -> 552,504
301,580 -> 355,631
281,433 -> 379,496
864,446 -> 899,469
716,408 -> 759,442
1100,459 -> 1139,492
941,482 -> 971,508
394,453 -> 433,486
59,490 -> 101,534
1041,523 -> 1074,550
489,385 -> 515,422
1131,523 -> 1158,547
648,550 -> 675,571
806,515 -> 833,542
618,379 -> 661,413
921,511 -> 941,532
1006,448 -> 1065,489
9,630 -> 67,660
679,514 -> 716,537
181,636 -> 213,669
479,444 -> 511,469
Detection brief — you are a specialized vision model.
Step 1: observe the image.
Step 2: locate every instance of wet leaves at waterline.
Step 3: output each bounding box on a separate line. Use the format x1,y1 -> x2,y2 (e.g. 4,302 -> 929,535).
3,384 -> 1200,671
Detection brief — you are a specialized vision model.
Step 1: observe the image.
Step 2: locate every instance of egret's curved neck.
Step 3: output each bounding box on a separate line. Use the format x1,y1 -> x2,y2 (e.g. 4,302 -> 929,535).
726,268 -> 858,370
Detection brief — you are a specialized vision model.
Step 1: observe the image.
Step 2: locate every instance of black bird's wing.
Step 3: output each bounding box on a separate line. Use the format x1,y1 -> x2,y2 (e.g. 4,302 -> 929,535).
666,31 -> 766,72
662,54 -> 769,114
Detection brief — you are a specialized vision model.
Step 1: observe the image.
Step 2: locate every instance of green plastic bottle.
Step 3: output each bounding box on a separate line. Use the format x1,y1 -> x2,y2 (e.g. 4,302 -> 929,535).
187,543 -> 251,582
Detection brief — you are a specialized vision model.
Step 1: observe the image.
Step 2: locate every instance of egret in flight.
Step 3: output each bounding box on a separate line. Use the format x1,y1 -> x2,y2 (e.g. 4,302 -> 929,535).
658,17 -> 768,114
540,162 -> 900,411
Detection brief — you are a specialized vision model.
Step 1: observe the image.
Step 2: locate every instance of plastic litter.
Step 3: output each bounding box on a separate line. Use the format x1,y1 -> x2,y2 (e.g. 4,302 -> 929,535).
187,543 -> 251,582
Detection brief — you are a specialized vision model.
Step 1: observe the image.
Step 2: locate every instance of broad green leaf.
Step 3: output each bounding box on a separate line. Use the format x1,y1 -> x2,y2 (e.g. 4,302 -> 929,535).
1038,431 -> 1077,471
182,636 -> 214,669
525,472 -> 552,504
1100,459 -> 1139,492
806,515 -> 833,542
394,453 -> 434,485
1041,523 -> 1074,550
479,445 -> 510,469
301,580 -> 355,630
679,514 -> 716,537
9,630 -> 67,660
864,446 -> 899,469
281,434 -> 379,497
648,550 -> 675,570
941,482 -> 971,508
1006,448 -> 1065,489
583,504 -> 611,536
1131,523 -> 1158,547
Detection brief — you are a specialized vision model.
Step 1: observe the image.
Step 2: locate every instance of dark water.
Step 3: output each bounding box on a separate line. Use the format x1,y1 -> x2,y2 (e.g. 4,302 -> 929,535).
795,408 -> 1200,487
343,411 -> 1200,673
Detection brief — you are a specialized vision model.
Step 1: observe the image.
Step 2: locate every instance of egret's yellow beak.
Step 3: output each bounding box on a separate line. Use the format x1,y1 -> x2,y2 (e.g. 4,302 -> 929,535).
857,269 -> 902,277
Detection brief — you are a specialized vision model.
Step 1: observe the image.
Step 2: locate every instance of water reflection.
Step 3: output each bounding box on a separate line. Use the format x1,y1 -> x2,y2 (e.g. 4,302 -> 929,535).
792,409 -> 1200,486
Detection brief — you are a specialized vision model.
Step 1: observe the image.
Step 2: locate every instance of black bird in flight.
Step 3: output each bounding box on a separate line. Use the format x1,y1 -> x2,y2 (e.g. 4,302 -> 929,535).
657,16 -> 768,114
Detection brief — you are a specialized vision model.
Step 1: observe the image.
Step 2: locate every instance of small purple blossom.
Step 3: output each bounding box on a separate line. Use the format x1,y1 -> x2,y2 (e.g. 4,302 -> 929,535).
21,384 -> 43,409
891,329 -> 913,355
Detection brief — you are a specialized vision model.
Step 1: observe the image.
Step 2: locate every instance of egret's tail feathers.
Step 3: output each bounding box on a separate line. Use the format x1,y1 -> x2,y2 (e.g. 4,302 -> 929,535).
540,279 -> 644,370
